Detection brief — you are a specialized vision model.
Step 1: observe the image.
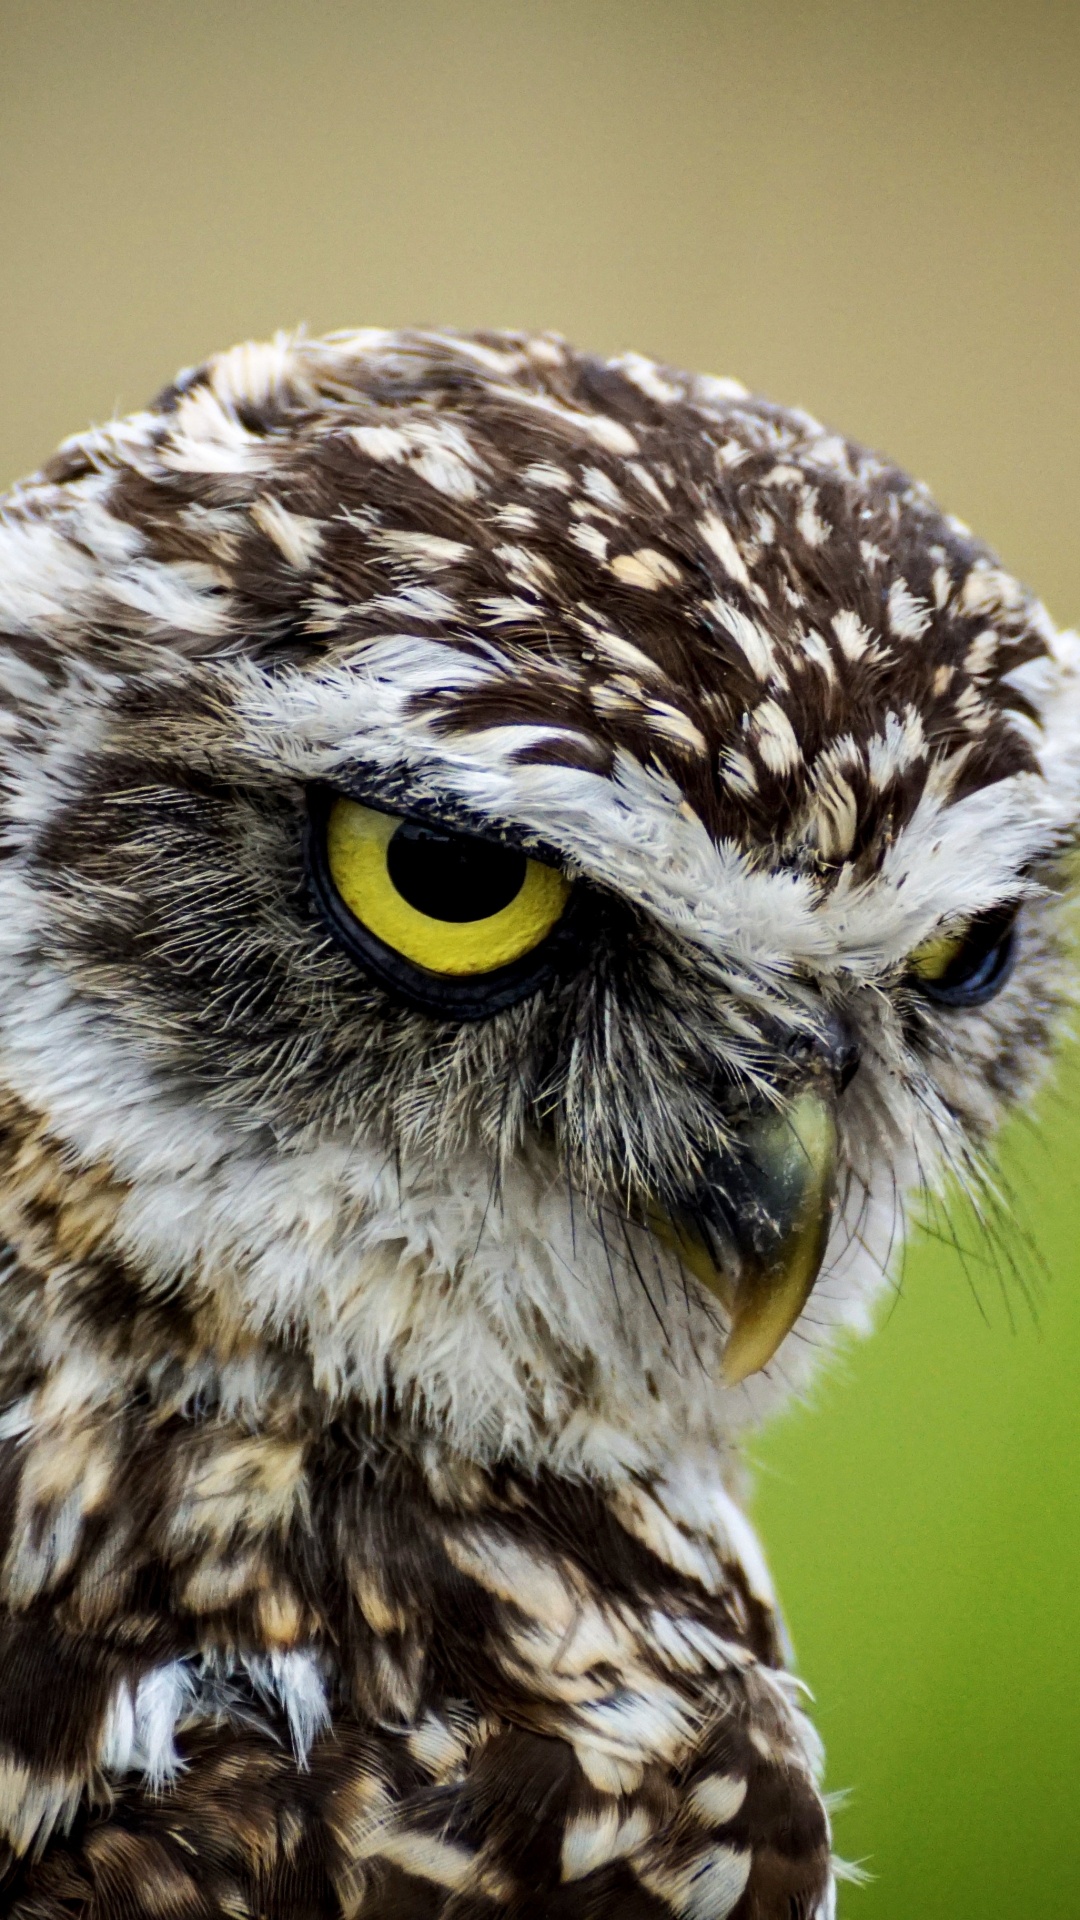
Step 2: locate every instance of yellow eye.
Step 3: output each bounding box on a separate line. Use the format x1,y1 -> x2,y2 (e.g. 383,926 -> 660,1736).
324,797 -> 571,977
908,925 -> 968,984
906,905 -> 1018,1008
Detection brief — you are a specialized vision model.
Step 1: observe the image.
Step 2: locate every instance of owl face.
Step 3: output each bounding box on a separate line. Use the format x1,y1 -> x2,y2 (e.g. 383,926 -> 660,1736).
0,329 -> 1076,1473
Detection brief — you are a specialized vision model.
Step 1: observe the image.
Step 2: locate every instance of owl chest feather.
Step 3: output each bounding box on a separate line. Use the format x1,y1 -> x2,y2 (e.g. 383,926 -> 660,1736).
0,1305 -> 832,1919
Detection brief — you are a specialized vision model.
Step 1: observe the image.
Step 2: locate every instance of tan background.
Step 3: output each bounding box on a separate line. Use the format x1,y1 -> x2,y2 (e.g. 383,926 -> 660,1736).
3,0 -> 1078,625
2,4 -> 1079,1915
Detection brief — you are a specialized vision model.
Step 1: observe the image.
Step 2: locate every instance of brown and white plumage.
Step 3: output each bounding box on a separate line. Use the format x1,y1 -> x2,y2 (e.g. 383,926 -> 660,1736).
0,327 -> 1074,1917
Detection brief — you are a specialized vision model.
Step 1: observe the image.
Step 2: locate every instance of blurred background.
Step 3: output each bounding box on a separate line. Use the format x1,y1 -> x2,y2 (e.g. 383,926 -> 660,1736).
1,2 -> 1077,1911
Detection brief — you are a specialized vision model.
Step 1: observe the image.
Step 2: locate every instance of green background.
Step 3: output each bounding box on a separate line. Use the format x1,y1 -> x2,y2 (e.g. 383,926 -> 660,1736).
1,3 -> 1078,1911
756,1049 -> 1080,1913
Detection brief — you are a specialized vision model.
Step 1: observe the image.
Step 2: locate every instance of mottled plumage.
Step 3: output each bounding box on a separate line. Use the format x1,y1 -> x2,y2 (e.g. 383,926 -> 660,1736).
0,328 -> 1074,1917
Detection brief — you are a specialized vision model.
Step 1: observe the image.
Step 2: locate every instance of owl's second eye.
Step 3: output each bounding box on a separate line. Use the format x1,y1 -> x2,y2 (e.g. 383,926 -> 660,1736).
907,904 -> 1017,1008
305,790 -> 575,1017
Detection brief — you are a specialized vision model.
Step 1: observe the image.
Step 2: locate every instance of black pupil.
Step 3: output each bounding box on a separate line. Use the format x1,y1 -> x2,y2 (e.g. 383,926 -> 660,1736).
386,822 -> 527,923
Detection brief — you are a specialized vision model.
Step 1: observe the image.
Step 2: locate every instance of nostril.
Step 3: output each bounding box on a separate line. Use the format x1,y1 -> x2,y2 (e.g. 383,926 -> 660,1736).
834,1043 -> 860,1094
813,1014 -> 860,1094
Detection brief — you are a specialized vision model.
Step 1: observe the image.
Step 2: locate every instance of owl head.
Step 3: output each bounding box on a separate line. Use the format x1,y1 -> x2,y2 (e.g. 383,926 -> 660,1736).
0,329 -> 1075,1478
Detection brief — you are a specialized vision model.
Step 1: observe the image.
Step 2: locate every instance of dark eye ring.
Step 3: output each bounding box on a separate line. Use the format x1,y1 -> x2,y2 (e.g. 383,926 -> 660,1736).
907,904 -> 1018,1009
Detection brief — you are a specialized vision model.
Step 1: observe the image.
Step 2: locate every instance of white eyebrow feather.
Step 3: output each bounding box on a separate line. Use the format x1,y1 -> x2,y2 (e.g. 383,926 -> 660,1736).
229,634 -> 1080,980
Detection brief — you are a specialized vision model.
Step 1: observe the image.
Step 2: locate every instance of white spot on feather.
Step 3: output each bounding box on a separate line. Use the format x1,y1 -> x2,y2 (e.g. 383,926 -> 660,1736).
707,600 -> 775,681
931,564 -> 953,610
509,387 -> 638,455
244,1650 -> 330,1763
570,522 -> 609,563
643,700 -> 708,754
831,609 -> 872,661
251,496 -> 323,571
365,586 -> 458,622
692,372 -> 749,405
751,699 -> 801,775
719,749 -> 759,798
100,1649 -> 329,1784
688,1773 -> 748,1826
697,513 -> 751,590
626,461 -> 669,507
375,529 -> 470,571
887,577 -> 932,641
637,1841 -> 752,1919
581,466 -> 626,512
964,628 -> 999,678
561,1802 -> 654,1880
351,419 -> 485,501
491,502 -> 538,532
360,1829 -> 480,1890
522,461 -> 573,491
100,1662 -> 193,1788
961,562 -> 1026,618
612,351 -> 683,405
866,707 -> 926,789
494,544 -> 557,592
796,488 -> 830,547
610,548 -> 681,591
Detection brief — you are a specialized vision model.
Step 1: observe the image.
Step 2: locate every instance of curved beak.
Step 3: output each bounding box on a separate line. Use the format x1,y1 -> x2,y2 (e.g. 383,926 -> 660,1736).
658,1090 -> 839,1386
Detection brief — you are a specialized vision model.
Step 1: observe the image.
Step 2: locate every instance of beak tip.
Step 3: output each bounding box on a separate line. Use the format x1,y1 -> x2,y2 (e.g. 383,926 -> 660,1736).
650,1088 -> 838,1391
718,1325 -> 779,1388
719,1353 -> 756,1389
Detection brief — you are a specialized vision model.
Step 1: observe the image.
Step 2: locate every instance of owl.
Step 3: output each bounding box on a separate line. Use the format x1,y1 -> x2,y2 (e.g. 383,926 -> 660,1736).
0,327 -> 1072,1920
